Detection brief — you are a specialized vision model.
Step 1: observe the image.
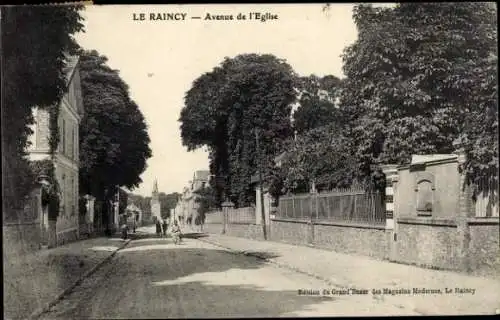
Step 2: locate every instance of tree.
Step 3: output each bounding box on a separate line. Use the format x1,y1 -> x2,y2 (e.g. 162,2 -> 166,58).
128,193 -> 152,217
180,54 -> 297,207
194,185 -> 216,226
276,124 -> 359,195
1,5 -> 84,215
292,75 -> 343,134
158,192 -> 181,219
340,3 -> 497,188
118,188 -> 128,215
78,50 -> 152,224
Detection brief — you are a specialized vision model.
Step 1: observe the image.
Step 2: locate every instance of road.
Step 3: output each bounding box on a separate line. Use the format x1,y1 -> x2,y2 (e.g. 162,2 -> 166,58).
38,231 -> 419,318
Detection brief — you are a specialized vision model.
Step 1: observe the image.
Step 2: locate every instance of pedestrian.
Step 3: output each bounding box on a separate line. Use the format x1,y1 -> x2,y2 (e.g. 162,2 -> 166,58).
162,219 -> 168,237
155,219 -> 161,237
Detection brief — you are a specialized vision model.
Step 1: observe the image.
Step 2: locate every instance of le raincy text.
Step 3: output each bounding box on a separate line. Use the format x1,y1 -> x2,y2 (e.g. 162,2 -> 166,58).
132,12 -> 279,22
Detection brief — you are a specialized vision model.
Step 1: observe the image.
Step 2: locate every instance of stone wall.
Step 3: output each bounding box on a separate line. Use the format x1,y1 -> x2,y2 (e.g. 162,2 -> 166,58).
203,223 -> 269,241
313,222 -> 387,260
394,218 -> 461,270
396,159 -> 460,219
467,219 -> 500,277
56,228 -> 79,246
270,218 -> 387,259
269,219 -> 310,245
3,223 -> 41,261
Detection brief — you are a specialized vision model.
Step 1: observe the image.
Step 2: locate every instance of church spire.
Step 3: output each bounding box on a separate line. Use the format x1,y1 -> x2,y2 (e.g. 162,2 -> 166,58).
152,179 -> 158,195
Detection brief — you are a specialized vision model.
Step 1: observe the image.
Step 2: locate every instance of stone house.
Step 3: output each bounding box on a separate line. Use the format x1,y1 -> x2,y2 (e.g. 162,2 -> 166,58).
182,170 -> 210,223
26,55 -> 84,246
125,202 -> 142,227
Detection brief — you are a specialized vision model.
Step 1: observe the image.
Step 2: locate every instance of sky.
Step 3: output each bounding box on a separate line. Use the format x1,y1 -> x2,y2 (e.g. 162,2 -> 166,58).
74,4 -> 387,197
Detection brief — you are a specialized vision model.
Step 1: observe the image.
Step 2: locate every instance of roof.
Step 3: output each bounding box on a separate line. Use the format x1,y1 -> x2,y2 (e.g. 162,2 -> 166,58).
411,154 -> 457,165
194,170 -> 210,181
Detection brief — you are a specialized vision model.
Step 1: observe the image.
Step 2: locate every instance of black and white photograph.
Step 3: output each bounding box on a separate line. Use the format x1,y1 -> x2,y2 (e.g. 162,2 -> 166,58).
1,2 -> 499,318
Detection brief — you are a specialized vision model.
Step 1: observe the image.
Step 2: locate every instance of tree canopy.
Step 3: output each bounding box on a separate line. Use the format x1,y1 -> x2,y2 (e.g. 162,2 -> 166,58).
194,185 -> 217,225
292,75 -> 343,134
268,3 -> 497,199
158,192 -> 181,219
180,54 -> 297,207
78,50 -> 152,201
1,5 -> 84,214
339,2 -> 498,189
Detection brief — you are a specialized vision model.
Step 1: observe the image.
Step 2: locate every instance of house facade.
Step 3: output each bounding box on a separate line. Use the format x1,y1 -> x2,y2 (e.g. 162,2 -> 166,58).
181,170 -> 210,223
125,202 -> 142,227
27,55 -> 84,246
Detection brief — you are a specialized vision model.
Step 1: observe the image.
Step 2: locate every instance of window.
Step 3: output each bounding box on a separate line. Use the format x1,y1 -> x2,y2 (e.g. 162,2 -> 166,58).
72,126 -> 76,160
61,174 -> 66,216
201,182 -> 206,189
61,119 -> 66,154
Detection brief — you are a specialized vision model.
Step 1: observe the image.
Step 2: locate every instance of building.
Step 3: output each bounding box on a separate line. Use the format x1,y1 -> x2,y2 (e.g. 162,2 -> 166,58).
150,179 -> 161,221
125,202 -> 142,227
182,170 -> 210,224
172,194 -> 183,223
26,54 -> 84,246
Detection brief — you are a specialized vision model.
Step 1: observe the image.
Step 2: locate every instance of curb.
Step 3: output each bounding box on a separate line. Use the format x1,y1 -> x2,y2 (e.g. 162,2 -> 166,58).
28,238 -> 132,320
198,236 -> 427,316
197,237 -> 343,288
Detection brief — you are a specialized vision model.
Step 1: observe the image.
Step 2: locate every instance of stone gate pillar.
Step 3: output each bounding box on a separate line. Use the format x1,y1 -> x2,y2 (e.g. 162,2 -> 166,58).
381,164 -> 399,261
454,146 -> 473,272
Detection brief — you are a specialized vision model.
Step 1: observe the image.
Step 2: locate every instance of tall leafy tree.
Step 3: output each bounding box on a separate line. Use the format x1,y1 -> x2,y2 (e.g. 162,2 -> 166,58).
1,5 -> 84,215
180,54 -> 297,207
340,3 -> 497,188
293,75 -> 343,134
78,50 -> 152,220
275,124 -> 359,195
158,192 -> 181,219
194,185 -> 216,227
128,193 -> 152,217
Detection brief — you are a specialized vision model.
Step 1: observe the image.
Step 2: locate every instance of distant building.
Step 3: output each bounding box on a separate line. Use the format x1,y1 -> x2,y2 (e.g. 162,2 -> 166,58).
125,202 -> 142,227
26,54 -> 84,246
150,179 -> 161,221
182,170 -> 210,224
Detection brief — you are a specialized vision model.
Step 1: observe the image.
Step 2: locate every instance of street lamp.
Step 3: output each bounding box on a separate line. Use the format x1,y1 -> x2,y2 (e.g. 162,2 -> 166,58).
255,128 -> 268,240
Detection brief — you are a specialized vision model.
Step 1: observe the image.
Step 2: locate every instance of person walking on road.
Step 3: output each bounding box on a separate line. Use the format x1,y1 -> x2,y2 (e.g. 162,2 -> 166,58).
162,219 -> 168,238
155,219 -> 161,237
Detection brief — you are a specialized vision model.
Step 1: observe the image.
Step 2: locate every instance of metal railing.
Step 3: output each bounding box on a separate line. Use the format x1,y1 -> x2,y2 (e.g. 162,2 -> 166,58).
205,207 -> 256,225
278,189 -> 386,225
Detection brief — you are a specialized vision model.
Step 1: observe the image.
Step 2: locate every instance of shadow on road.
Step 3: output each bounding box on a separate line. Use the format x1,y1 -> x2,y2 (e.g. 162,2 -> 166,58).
240,251 -> 281,260
42,240 -> 336,318
128,232 -> 209,241
181,232 -> 210,239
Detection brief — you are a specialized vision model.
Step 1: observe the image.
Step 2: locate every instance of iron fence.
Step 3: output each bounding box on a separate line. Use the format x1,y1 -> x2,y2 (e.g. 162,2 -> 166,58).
278,189 -> 386,225
205,207 -> 256,225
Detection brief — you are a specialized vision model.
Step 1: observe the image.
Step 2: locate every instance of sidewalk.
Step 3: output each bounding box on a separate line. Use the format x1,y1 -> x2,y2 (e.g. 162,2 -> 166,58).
3,236 -> 131,320
198,232 -> 500,316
